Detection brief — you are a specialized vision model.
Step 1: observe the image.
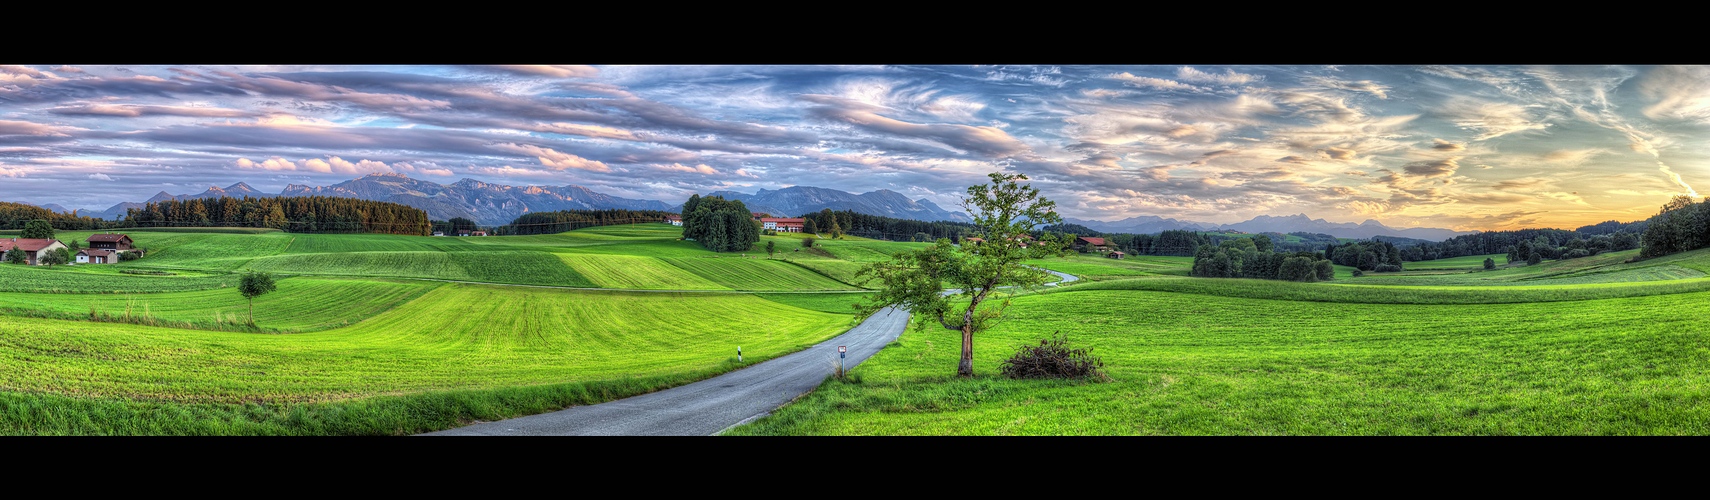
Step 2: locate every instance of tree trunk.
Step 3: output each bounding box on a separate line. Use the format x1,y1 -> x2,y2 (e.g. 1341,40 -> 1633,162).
958,323 -> 974,377
958,294 -> 982,377
248,298 -> 254,326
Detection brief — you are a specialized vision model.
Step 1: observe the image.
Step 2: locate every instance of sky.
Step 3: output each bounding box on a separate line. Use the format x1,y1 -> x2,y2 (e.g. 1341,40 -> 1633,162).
1,64 -> 1706,230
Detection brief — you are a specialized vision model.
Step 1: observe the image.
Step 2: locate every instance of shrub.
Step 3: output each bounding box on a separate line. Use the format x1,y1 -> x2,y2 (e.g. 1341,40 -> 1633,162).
999,332 -> 1107,381
1483,257 -> 1495,270
1351,269 -> 1364,277
802,237 -> 815,248
1373,263 -> 1402,273
118,251 -> 142,262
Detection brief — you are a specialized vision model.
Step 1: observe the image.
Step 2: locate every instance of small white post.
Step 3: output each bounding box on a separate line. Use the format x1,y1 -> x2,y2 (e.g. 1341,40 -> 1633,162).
737,346 -> 742,363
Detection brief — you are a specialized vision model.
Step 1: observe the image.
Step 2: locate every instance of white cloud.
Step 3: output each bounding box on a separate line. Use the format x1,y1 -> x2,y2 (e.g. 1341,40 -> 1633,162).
1108,72 -> 1201,91
1176,66 -> 1262,85
87,173 -> 114,181
489,143 -> 612,172
658,163 -> 720,175
482,65 -> 599,78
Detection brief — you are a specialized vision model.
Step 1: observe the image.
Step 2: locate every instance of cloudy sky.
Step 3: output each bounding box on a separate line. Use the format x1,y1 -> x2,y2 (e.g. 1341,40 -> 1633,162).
2,64 -> 1706,230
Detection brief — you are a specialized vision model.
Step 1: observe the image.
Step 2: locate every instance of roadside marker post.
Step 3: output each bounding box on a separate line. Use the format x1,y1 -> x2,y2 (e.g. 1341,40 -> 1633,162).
738,346 -> 742,363
838,345 -> 847,377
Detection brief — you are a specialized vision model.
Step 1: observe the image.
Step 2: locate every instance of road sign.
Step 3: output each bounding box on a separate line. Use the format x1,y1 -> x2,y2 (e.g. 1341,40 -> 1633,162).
838,345 -> 846,358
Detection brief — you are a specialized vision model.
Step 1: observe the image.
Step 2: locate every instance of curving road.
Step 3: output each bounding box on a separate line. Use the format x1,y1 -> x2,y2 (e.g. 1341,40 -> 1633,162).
422,268 -> 1077,436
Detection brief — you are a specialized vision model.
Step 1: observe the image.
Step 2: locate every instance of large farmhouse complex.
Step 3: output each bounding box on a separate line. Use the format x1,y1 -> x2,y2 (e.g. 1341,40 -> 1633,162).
760,217 -> 805,232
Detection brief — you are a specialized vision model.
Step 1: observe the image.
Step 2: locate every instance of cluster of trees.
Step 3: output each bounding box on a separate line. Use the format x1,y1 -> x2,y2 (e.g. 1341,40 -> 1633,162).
1327,240 -> 1405,272
1400,227 -> 1639,262
431,218 -> 481,235
800,209 -> 977,242
0,202 -> 120,231
1639,195 -> 1710,259
1190,236 -> 1335,282
123,196 -> 431,235
682,195 -> 760,252
500,209 -> 678,235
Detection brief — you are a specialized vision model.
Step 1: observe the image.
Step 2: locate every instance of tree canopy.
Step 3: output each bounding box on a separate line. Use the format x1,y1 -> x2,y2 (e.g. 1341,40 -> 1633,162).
856,172 -> 1067,377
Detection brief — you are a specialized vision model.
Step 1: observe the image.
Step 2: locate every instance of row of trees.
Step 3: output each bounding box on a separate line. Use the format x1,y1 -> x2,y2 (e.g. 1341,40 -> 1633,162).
1191,236 -> 1336,282
682,195 -> 761,252
0,202 -> 121,231
123,196 -> 432,235
800,209 -> 977,242
500,209 -> 678,235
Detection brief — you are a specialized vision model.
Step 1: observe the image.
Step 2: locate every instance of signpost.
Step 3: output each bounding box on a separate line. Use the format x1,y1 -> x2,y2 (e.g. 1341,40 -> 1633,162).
838,345 -> 847,378
737,346 -> 742,363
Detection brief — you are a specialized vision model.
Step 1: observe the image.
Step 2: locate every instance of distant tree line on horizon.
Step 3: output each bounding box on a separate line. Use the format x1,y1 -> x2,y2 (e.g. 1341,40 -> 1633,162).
501,209 -> 679,235
123,196 -> 432,235
0,201 -> 123,231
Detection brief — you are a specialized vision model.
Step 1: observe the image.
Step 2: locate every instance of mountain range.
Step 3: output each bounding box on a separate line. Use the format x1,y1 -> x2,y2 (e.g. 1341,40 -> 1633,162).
68,173 -> 970,226
1065,213 -> 1476,241
26,174 -> 1474,241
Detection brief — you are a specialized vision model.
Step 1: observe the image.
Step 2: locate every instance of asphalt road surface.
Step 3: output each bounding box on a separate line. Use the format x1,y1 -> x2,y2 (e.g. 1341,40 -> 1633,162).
423,268 -> 1078,436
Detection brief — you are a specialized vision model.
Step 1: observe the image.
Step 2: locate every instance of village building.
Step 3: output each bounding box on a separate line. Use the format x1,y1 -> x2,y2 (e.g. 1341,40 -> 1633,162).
76,248 -> 116,264
87,233 -> 135,252
457,229 -> 473,237
666,214 -> 683,226
1073,236 -> 1110,253
760,217 -> 805,232
1106,251 -> 1126,260
0,238 -> 69,266
432,231 -> 445,237
470,230 -> 489,237
961,237 -> 984,246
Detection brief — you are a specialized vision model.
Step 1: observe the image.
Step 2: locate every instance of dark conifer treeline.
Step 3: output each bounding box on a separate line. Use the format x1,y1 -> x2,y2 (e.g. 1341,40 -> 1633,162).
503,209 -> 678,235
124,196 -> 431,235
800,209 -> 977,242
0,201 -> 122,230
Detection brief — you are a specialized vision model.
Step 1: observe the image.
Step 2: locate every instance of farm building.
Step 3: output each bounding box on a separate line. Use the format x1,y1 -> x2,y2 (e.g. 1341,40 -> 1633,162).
457,229 -> 472,237
432,231 -> 445,237
760,217 -> 804,232
0,238 -> 69,266
87,233 -> 135,251
77,248 -> 116,264
961,237 -> 984,246
470,230 -> 489,237
666,214 -> 683,226
1107,251 -> 1126,259
1073,236 -> 1110,253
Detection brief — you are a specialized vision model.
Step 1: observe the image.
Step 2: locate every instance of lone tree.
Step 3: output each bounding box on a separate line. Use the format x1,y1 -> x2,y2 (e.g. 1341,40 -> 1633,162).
855,172 -> 1066,377
1484,257 -> 1496,270
21,219 -> 54,240
765,240 -> 776,257
40,248 -> 69,267
238,271 -> 278,325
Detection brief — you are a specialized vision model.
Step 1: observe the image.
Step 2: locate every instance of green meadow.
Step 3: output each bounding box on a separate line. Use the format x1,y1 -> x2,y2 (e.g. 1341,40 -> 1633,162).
732,245 -> 1710,436
10,222 -> 1710,435
0,224 -> 916,434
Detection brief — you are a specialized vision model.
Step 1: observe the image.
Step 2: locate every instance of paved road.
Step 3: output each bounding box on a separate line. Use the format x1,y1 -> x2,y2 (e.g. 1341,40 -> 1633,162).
423,268 -> 1078,436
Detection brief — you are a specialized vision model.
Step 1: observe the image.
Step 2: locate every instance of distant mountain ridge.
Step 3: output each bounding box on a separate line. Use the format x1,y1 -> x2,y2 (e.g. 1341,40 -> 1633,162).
697,186 -> 970,223
76,174 -> 969,226
1066,213 -> 1475,241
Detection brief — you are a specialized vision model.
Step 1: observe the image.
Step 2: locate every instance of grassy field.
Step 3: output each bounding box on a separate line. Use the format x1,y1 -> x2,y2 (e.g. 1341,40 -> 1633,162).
731,286 -> 1710,435
20,222 -> 1710,436
0,223 -> 932,434
0,284 -> 851,434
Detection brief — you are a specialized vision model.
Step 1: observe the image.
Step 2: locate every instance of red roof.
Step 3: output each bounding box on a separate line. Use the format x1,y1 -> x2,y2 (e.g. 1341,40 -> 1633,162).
78,248 -> 115,258
760,217 -> 804,224
88,233 -> 132,243
1077,236 -> 1107,246
0,238 -> 61,252
666,215 -> 682,221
